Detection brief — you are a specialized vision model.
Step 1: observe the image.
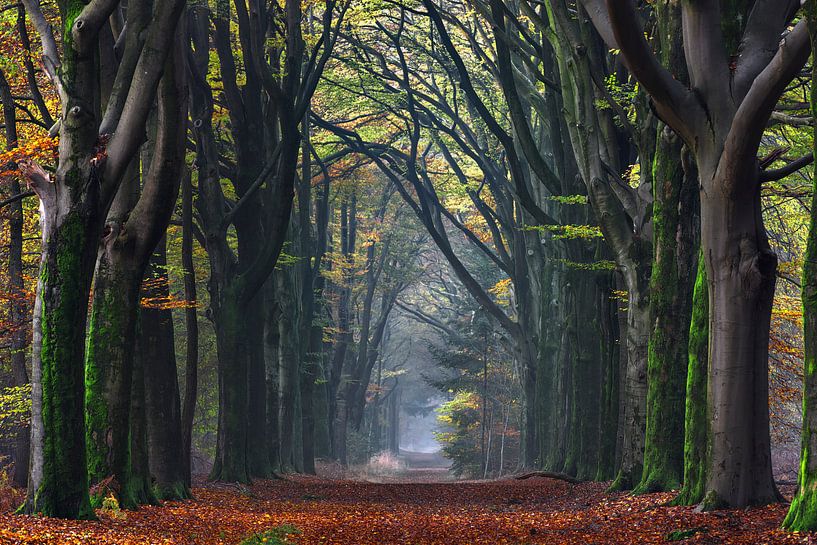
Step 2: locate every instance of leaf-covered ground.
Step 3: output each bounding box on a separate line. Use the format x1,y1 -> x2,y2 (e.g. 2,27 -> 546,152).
0,476 -> 814,544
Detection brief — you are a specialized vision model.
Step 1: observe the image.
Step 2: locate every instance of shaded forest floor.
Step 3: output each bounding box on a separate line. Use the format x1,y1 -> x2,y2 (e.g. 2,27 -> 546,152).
0,474 -> 813,544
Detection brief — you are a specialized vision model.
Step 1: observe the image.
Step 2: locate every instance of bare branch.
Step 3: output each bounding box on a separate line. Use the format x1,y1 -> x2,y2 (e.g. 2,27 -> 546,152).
733,0 -> 801,100
0,190 -> 35,208
760,153 -> 814,183
19,0 -> 63,99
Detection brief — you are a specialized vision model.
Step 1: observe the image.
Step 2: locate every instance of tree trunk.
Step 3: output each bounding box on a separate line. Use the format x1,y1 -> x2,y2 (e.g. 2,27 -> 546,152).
27,207 -> 99,519
246,291 -> 271,478
276,268 -> 301,471
784,4 -> 817,528
673,254 -> 708,506
635,130 -> 697,495
142,243 -> 189,500
387,384 -> 400,454
85,253 -> 141,508
210,284 -> 251,483
130,341 -> 157,506
699,170 -> 779,509
264,280 -> 281,471
180,171 -> 198,487
595,268 -> 620,481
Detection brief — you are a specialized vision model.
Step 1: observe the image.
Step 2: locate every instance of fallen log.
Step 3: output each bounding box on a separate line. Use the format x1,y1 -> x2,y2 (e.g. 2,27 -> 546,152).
513,471 -> 580,484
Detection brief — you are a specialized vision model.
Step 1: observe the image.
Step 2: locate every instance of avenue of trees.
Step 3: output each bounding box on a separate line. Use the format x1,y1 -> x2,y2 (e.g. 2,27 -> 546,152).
0,0 -> 817,533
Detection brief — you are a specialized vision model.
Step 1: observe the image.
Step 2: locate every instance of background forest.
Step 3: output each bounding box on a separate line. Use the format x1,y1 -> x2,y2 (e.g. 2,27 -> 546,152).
0,0 -> 815,538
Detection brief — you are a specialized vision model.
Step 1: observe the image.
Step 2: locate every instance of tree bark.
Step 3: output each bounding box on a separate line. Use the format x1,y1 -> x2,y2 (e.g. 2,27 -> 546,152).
673,254 -> 708,506
180,171 -> 198,487
21,0 -> 184,517
698,169 -> 779,509
130,339 -> 157,506
635,130 -> 697,494
85,249 -> 141,508
784,3 -> 817,528
142,243 -> 189,500
276,265 -> 301,471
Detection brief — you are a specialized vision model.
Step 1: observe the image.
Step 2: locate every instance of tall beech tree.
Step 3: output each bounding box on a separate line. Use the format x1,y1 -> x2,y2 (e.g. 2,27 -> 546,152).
84,22 -> 188,507
18,0 -> 185,518
634,3 -> 698,495
188,0 -> 348,481
594,0 -> 809,507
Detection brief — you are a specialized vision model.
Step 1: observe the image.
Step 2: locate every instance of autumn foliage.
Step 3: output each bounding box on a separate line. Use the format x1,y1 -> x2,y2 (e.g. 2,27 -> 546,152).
0,476 -> 812,544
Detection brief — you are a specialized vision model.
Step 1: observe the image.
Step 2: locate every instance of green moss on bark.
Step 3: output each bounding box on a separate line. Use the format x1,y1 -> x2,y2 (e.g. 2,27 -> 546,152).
783,1 -> 817,530
634,132 -> 686,495
85,263 -> 141,509
32,211 -> 95,519
672,256 -> 708,506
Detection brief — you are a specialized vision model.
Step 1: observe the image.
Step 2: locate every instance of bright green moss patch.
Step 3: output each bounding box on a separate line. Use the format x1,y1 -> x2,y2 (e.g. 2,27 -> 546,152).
239,525 -> 301,545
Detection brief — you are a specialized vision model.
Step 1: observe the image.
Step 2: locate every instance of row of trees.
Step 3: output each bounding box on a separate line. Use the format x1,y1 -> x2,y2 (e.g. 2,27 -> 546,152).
3,0 -> 817,533
0,0 -> 439,519
311,0 -> 817,521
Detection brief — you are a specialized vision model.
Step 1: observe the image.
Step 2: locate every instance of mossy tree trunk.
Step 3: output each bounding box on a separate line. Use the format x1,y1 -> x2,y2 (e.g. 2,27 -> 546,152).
84,32 -> 186,506
635,131 -> 698,494
28,208 -> 99,519
784,1 -> 817,529
634,0 -> 698,495
673,255 -> 708,506
85,253 -> 141,508
20,0 -> 184,518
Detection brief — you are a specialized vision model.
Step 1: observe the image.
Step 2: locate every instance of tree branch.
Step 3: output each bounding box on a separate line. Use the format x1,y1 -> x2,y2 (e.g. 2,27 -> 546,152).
760,153 -> 814,182
19,0 -> 63,99
128,25 -> 188,262
0,190 -> 35,208
724,20 -> 811,191
733,0 -> 801,100
103,0 -> 186,194
72,0 -> 121,52
603,0 -> 700,144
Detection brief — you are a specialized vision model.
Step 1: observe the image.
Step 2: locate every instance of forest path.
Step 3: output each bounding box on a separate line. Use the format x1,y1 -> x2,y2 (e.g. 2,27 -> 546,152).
0,476 -> 808,544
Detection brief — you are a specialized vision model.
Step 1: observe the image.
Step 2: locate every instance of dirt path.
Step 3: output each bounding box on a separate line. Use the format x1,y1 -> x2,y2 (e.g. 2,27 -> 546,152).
0,476 -> 811,544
